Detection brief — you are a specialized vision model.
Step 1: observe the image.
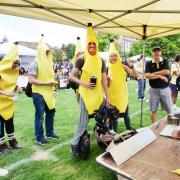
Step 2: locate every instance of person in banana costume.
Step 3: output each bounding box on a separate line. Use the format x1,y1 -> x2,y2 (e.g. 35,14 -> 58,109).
69,23 -> 109,156
107,39 -> 138,132
0,42 -> 22,155
71,37 -> 83,65
28,35 -> 59,145
68,37 -> 84,100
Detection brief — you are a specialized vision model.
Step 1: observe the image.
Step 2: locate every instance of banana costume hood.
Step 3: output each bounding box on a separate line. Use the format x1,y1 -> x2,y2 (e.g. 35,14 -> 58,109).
32,35 -> 55,110
79,23 -> 104,115
108,40 -> 128,113
0,43 -> 19,120
71,37 -> 83,65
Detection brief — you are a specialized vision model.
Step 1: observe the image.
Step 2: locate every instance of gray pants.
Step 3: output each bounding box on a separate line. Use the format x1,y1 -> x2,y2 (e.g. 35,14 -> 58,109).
71,97 -> 89,146
149,87 -> 172,113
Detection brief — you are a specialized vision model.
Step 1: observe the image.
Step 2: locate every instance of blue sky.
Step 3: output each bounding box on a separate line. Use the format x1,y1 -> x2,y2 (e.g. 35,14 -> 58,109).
0,14 -> 86,47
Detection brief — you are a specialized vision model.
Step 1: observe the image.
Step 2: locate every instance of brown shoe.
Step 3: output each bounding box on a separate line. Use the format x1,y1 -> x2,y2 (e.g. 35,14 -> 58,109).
0,143 -> 12,155
9,138 -> 22,149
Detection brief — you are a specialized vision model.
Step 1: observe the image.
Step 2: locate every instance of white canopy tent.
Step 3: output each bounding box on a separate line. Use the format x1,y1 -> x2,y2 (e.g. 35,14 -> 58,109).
1,0 -> 180,126
0,42 -> 36,56
0,0 -> 180,39
0,42 -> 36,71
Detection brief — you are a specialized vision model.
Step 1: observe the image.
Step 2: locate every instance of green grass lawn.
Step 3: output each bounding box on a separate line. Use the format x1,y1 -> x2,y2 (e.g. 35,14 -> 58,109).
0,80 -> 177,180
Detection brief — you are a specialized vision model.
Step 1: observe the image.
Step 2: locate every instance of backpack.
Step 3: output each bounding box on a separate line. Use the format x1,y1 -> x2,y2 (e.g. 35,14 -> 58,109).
176,76 -> 180,91
25,82 -> 32,97
78,130 -> 90,160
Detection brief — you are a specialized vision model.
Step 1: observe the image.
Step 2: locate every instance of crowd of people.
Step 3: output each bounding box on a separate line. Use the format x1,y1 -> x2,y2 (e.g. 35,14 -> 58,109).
0,24 -> 179,157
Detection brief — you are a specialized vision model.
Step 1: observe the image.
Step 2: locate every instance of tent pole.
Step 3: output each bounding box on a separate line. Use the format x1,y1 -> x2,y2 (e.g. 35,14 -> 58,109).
140,25 -> 147,127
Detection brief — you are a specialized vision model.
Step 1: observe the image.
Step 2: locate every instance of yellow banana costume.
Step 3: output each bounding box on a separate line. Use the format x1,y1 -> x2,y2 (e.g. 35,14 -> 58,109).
0,43 -> 19,120
32,36 -> 55,110
108,40 -> 128,113
79,24 -> 104,115
71,37 -> 83,65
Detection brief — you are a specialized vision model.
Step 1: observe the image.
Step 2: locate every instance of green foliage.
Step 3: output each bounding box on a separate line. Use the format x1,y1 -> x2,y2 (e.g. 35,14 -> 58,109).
52,48 -> 63,63
61,43 -> 76,60
96,32 -> 120,51
129,34 -> 180,59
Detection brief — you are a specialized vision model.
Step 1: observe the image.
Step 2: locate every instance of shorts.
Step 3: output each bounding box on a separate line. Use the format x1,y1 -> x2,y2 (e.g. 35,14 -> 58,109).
149,87 -> 172,113
170,84 -> 178,93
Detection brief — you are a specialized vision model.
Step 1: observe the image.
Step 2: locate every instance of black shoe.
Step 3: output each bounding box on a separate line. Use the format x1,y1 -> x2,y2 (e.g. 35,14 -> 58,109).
36,139 -> 49,145
0,143 -> 12,155
167,114 -> 179,125
9,138 -> 22,149
71,145 -> 80,156
46,134 -> 59,140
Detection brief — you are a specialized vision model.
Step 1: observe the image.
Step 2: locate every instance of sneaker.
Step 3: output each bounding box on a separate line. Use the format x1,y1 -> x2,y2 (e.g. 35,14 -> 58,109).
9,138 -> 22,149
36,139 -> 49,145
0,143 -> 12,155
138,97 -> 145,101
71,145 -> 80,156
46,134 -> 59,140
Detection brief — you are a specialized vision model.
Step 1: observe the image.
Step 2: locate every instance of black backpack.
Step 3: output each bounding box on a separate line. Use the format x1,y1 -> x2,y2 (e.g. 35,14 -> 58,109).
66,80 -> 79,92
78,130 -> 90,160
25,82 -> 32,97
176,76 -> 180,91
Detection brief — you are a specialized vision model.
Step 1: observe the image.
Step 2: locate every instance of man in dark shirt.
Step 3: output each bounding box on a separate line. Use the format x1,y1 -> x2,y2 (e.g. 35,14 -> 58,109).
145,47 -> 173,123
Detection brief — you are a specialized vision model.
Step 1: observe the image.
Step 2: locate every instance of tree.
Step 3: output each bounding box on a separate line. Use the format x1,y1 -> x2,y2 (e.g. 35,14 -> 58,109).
60,43 -> 75,60
129,34 -> 180,60
65,43 -> 76,60
96,32 -> 120,52
52,48 -> 63,64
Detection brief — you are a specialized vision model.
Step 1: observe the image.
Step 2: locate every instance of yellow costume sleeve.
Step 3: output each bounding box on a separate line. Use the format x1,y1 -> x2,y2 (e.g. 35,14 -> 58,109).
108,40 -> 128,113
71,37 -> 83,65
32,35 -> 55,110
79,24 -> 104,115
0,43 -> 19,120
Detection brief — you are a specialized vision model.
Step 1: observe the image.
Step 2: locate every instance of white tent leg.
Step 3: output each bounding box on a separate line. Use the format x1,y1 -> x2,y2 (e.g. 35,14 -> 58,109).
140,39 -> 146,127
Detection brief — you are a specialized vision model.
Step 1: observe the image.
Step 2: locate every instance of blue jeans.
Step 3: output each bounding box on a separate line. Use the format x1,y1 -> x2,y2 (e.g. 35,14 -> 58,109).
138,79 -> 146,99
32,93 -> 55,141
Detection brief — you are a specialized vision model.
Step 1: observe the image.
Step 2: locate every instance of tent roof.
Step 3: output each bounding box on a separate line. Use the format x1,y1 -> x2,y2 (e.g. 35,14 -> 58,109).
0,42 -> 36,56
0,0 -> 180,39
